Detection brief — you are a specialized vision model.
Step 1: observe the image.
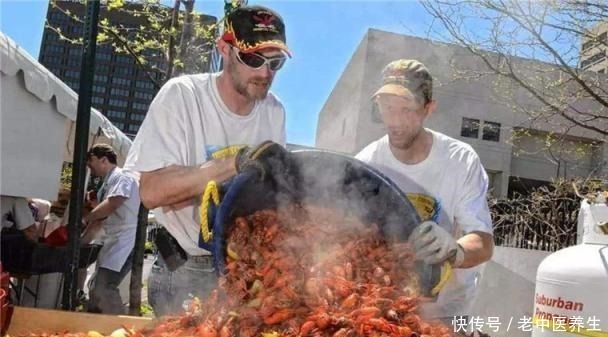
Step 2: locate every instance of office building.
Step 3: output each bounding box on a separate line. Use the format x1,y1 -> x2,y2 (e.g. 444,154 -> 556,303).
39,0 -> 216,138
316,29 -> 608,198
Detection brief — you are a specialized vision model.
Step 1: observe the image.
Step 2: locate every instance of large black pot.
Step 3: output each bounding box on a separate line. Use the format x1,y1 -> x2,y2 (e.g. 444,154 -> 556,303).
207,150 -> 441,297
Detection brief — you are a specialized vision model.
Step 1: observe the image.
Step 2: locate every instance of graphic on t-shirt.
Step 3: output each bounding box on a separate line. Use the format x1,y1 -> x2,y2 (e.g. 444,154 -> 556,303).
406,193 -> 441,223
205,145 -> 245,161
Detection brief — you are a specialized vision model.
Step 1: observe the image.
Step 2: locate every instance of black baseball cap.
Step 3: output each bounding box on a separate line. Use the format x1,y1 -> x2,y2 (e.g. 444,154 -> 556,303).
221,5 -> 291,56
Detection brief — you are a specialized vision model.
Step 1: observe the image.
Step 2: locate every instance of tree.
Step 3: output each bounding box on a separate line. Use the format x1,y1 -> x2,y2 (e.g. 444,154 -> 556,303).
46,0 -> 229,89
45,0 -> 243,313
489,177 -> 605,251
421,0 -> 608,166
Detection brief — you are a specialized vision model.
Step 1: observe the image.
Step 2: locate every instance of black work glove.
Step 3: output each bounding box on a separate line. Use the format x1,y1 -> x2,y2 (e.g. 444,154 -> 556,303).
235,141 -> 291,181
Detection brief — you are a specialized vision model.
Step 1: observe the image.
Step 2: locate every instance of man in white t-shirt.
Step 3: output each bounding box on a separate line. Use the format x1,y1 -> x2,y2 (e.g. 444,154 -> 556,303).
356,59 -> 494,322
82,144 -> 140,314
124,5 -> 291,316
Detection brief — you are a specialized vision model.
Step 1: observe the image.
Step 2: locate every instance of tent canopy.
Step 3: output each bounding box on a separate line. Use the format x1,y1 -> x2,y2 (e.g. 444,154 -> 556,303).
1,32 -> 132,201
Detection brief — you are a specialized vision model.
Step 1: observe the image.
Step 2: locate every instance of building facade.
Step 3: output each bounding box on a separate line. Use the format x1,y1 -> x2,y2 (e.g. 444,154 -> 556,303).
39,1 -> 216,138
316,29 -> 608,198
581,22 -> 608,73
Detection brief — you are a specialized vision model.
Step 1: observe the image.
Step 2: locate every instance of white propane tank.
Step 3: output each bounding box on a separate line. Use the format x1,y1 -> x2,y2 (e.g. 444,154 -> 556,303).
532,196 -> 608,337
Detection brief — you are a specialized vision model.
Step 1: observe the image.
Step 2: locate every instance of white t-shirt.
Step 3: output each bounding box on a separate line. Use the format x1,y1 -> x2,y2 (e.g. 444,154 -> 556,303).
1,196 -> 34,230
124,73 -> 286,256
97,167 -> 140,271
356,129 -> 493,318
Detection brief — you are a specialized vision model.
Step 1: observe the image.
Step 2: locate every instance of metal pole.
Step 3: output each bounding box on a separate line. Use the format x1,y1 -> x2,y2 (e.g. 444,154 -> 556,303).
62,0 -> 100,311
128,205 -> 148,316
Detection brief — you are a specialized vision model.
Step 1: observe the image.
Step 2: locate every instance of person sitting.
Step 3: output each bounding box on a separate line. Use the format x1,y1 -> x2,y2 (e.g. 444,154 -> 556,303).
1,195 -> 38,241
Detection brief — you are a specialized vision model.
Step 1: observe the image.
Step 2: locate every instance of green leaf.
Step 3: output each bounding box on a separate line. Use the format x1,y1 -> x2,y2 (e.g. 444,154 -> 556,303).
97,32 -> 109,42
107,0 -> 125,10
173,58 -> 184,68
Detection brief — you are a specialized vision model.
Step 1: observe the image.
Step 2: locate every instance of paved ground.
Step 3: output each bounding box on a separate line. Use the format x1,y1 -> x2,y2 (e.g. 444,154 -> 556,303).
117,254 -> 155,312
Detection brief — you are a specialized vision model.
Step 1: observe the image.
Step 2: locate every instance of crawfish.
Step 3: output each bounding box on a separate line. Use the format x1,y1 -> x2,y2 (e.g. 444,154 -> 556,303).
361,318 -> 406,336
218,317 -> 235,337
350,306 -> 382,320
263,308 -> 295,325
323,276 -> 355,298
196,321 -> 217,337
394,296 -> 418,314
332,328 -> 355,337
340,293 -> 360,311
299,321 -> 317,336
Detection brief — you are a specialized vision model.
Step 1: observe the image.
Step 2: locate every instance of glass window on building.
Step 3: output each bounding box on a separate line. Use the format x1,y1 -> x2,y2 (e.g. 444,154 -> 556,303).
482,121 -> 501,142
132,102 -> 149,111
116,55 -> 132,64
46,44 -> 63,54
112,77 -> 130,86
109,99 -> 128,108
92,85 -> 105,94
130,113 -> 146,122
92,96 -> 105,105
581,51 -> 606,69
68,47 -> 81,56
71,25 -> 84,36
127,124 -> 140,133
107,110 -> 127,119
66,57 -> 81,67
96,64 -> 110,73
135,80 -> 154,89
65,80 -> 79,91
65,70 -> 80,79
460,117 -> 480,138
110,88 -> 129,97
48,67 -> 62,76
45,32 -> 58,42
115,66 -> 133,76
94,74 -> 108,83
134,91 -> 154,100
96,51 -> 112,61
44,55 -> 62,64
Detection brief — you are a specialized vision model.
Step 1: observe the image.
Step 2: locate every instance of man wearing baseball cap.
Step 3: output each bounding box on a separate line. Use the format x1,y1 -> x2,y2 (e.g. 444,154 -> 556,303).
356,59 -> 494,322
124,5 -> 291,316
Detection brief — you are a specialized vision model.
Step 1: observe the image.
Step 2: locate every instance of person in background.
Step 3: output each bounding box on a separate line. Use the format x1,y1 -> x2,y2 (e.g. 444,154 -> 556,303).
28,198 -> 52,238
356,59 -> 494,323
1,195 -> 38,241
124,4 -> 291,316
82,143 -> 140,314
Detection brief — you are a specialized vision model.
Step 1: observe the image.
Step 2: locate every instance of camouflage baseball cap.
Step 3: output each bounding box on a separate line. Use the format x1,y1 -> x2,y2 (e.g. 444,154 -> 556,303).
373,59 -> 433,104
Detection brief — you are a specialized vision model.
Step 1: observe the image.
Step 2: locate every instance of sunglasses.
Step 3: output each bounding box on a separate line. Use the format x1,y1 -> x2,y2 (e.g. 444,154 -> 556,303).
231,45 -> 287,71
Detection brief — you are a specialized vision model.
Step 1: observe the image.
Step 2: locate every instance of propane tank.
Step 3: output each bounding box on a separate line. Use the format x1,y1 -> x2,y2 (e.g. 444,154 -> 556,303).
532,194 -> 608,336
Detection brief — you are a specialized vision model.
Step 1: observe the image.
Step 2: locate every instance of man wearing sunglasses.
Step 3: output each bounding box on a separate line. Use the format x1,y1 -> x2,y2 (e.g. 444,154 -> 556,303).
124,5 -> 290,316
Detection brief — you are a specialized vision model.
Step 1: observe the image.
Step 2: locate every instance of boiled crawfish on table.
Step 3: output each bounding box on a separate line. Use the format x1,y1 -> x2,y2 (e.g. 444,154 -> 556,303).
141,204 -> 454,337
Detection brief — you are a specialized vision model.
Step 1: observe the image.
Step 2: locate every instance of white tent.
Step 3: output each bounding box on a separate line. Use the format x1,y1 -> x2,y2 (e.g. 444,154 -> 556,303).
1,32 -> 132,201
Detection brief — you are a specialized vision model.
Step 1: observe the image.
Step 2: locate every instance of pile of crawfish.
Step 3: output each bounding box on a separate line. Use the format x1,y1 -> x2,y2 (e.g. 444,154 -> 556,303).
141,204 -> 453,337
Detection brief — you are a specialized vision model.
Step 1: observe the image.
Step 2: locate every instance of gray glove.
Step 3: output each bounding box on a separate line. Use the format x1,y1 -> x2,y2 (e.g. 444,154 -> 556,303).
408,221 -> 464,266
235,141 -> 290,181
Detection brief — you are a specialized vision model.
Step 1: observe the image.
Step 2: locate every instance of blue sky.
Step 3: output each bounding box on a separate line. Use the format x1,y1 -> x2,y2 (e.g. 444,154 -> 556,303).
0,0 -> 435,146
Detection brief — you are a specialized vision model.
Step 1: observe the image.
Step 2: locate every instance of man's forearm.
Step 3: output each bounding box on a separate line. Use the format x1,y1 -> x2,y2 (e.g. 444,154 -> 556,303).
140,158 -> 237,209
457,231 -> 494,268
86,197 -> 125,222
